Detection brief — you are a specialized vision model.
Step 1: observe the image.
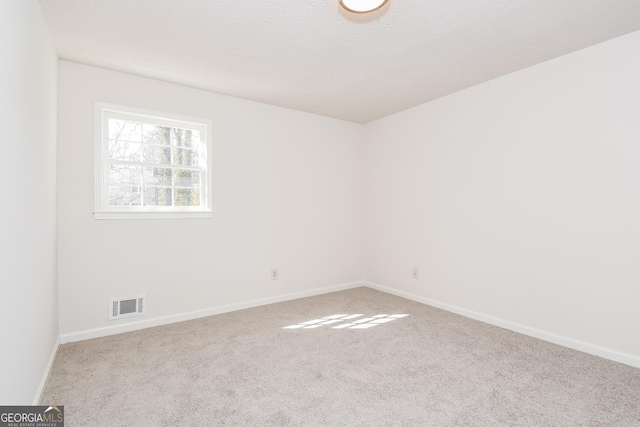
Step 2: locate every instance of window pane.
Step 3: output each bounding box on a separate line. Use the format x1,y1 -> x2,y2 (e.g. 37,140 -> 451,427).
143,167 -> 172,186
109,186 -> 141,206
174,169 -> 200,187
143,186 -> 172,206
177,129 -> 197,148
143,145 -> 171,165
109,140 -> 142,162
172,147 -> 199,167
109,119 -> 142,142
143,124 -> 171,145
171,128 -> 190,147
109,165 -> 142,185
174,188 -> 200,206
190,131 -> 201,148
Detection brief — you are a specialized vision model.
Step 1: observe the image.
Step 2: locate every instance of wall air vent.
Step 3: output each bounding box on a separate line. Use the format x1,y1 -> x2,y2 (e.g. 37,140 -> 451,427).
109,295 -> 146,320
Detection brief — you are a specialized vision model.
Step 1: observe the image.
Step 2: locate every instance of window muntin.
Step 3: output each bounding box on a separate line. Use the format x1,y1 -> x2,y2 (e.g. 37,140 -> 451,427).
95,104 -> 212,219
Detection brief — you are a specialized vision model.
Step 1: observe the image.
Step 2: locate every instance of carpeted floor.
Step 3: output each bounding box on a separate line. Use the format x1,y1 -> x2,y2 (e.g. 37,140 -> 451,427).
42,287 -> 640,426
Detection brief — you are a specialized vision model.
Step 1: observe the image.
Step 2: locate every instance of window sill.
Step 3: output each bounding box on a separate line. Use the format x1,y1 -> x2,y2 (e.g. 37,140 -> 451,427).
94,211 -> 214,220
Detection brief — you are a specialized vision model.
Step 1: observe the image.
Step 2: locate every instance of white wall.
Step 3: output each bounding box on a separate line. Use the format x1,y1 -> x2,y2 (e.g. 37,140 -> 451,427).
57,62 -> 364,338
0,1 -> 59,404
365,30 -> 640,364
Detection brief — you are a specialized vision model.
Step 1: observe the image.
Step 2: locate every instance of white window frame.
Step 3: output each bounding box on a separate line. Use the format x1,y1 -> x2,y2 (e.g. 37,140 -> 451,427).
94,102 -> 213,219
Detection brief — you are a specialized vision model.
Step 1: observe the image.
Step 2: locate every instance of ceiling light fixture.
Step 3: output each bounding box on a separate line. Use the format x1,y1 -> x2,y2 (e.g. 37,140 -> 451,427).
339,0 -> 389,14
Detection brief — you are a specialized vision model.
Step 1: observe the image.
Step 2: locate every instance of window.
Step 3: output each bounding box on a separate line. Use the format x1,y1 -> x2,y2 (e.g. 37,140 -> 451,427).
94,103 -> 213,219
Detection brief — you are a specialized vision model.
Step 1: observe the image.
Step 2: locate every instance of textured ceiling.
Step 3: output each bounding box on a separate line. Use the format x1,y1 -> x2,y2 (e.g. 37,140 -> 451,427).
39,0 -> 640,123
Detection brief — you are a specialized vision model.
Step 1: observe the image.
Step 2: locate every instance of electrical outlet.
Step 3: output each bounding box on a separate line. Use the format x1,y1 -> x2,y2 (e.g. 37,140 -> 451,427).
271,268 -> 279,280
412,266 -> 420,279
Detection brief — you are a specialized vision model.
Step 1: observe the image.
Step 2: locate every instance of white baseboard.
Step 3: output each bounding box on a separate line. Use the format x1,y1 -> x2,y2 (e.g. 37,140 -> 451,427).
60,281 -> 364,344
33,336 -> 60,405
364,281 -> 640,369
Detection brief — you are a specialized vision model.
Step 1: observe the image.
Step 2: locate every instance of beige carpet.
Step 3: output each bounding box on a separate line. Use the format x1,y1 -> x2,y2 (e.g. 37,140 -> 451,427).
42,287 -> 640,426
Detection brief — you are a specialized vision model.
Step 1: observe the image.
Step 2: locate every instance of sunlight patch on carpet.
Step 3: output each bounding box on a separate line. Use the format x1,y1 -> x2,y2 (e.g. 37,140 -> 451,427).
283,314 -> 409,330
